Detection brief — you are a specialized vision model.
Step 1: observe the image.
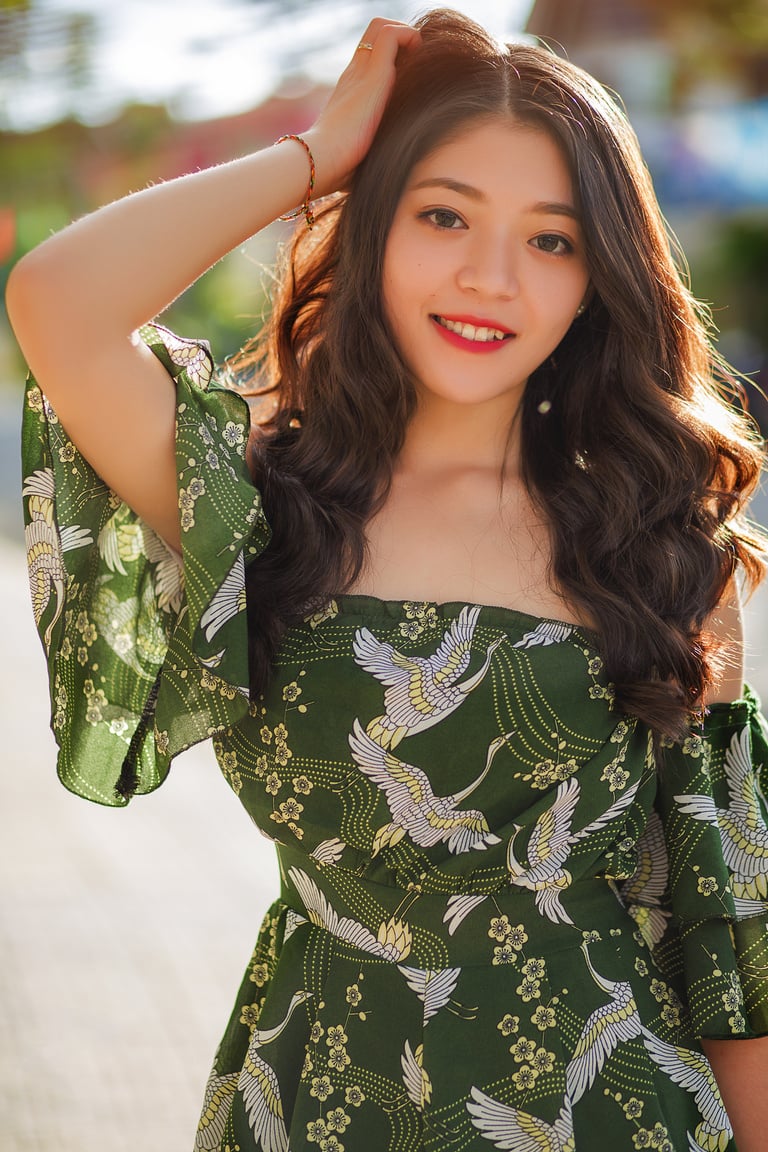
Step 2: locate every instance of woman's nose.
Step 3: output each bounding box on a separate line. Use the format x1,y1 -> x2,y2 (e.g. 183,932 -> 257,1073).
456,236 -> 520,299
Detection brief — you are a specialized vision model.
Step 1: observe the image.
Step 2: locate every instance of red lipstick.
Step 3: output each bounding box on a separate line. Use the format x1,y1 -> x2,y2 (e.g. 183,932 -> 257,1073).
430,313 -> 516,354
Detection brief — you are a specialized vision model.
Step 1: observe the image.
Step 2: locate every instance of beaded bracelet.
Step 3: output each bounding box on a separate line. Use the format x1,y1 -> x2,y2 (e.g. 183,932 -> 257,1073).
275,134 -> 316,231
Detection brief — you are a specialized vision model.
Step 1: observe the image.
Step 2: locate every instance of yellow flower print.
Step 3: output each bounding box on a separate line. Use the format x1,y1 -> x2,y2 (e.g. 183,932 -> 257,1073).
309,1021 -> 324,1043
201,669 -> 217,691
344,1085 -> 365,1108
320,1136 -> 344,1152
59,442 -> 76,463
180,507 -> 195,532
274,723 -> 288,742
274,741 -> 292,767
155,729 -> 170,755
399,619 -> 423,640
326,1025 -> 348,1048
516,977 -> 541,1002
510,1036 -> 537,1063
282,681 -> 302,702
403,601 -> 428,620
696,875 -> 718,895
27,385 -> 44,412
531,1047 -> 555,1074
85,687 -> 108,725
507,924 -> 528,950
310,1075 -> 333,1102
520,958 -> 546,979
222,420 -> 245,450
325,1108 -> 351,1133
287,821 -> 304,840
497,1013 -> 519,1036
301,1050 -> 313,1078
81,622 -> 97,645
293,775 -> 313,795
222,750 -> 237,772
623,1097 -> 644,1120
530,1005 -> 556,1029
660,1002 -> 681,1028
492,944 -> 517,966
327,1046 -> 351,1071
255,754 -> 269,777
77,646 -> 89,666
306,1118 -> 329,1143
649,979 -> 669,1003
279,797 -> 303,822
260,725 -> 272,745
249,961 -> 269,987
488,915 -> 513,942
265,773 -> 282,795
345,984 -> 362,1007
512,1064 -> 538,1091
239,1003 -> 261,1029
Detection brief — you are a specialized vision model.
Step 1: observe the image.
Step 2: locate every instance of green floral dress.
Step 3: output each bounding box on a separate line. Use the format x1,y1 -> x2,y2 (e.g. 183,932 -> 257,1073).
22,325 -> 768,1152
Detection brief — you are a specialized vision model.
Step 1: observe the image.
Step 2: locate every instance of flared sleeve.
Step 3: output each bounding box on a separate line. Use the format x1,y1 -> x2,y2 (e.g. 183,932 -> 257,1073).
625,686 -> 768,1039
21,322 -> 270,806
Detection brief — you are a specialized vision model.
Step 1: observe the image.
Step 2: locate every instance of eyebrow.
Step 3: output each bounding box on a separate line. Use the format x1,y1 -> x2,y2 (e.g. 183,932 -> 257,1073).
409,177 -> 580,220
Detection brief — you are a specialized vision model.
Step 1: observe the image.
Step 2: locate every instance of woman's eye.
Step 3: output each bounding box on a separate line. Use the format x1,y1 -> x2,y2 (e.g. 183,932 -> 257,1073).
532,233 -> 573,255
421,208 -> 464,230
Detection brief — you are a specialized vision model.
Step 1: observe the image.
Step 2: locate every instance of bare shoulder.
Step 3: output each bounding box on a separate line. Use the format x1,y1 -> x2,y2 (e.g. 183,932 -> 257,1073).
703,580 -> 745,705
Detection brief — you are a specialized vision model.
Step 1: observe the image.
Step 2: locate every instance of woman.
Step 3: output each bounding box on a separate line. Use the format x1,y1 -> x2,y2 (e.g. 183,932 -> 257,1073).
8,9 -> 768,1150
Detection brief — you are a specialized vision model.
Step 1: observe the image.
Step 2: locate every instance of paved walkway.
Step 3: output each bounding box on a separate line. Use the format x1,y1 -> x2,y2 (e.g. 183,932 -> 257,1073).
1,537 -> 767,1152
0,542 -> 278,1152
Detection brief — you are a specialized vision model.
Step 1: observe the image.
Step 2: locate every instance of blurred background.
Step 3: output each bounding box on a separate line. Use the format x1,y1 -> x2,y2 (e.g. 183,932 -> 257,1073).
1,1 -> 767,1149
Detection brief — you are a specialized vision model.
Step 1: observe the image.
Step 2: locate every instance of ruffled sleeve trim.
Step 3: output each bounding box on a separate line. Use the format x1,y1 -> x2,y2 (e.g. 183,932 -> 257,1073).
21,323 -> 270,806
642,684 -> 768,1038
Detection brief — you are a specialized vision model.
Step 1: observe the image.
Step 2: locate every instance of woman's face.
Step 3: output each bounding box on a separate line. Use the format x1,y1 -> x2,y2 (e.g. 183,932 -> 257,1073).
382,117 -> 590,415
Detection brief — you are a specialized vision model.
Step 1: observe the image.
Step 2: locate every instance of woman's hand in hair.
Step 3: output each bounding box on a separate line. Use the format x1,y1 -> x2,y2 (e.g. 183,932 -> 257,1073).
305,18 -> 421,198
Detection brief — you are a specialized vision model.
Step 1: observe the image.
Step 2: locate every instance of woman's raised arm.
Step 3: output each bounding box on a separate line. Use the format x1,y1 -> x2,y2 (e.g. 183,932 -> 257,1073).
5,18 -> 419,551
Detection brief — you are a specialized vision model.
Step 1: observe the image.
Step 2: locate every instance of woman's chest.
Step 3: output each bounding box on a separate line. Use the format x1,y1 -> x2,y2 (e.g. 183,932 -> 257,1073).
351,477 -> 585,626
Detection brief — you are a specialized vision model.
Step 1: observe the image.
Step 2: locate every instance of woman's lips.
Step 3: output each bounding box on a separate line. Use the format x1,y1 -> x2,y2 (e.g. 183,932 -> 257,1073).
430,313 -> 516,353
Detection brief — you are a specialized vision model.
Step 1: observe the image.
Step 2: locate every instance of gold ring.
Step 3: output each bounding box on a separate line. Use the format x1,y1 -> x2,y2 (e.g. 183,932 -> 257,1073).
356,41 -> 374,51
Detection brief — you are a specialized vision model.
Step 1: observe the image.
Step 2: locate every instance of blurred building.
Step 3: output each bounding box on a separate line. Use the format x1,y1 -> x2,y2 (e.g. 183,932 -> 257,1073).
525,0 -> 768,433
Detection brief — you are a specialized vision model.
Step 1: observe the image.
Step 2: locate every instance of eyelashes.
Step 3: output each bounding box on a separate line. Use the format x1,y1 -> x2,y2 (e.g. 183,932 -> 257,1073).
416,210 -> 577,256
531,233 -> 575,256
418,208 -> 465,230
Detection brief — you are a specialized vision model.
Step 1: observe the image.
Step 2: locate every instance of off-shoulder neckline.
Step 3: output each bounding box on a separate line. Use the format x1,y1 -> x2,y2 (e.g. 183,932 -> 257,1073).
334,593 -> 599,642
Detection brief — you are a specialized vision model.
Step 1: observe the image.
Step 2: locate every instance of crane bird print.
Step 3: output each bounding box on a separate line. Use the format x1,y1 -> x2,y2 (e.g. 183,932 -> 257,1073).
352,604 -> 503,748
349,719 -> 512,855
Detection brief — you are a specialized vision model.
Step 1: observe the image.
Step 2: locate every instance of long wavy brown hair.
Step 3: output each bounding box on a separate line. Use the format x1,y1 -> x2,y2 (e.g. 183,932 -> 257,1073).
232,8 -> 767,739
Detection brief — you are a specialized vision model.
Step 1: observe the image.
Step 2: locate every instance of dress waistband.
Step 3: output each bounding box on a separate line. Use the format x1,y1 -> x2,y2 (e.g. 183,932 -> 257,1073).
276,844 -> 631,968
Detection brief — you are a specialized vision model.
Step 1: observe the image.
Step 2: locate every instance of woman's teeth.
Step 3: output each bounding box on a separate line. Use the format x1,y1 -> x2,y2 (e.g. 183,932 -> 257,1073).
434,316 -> 510,342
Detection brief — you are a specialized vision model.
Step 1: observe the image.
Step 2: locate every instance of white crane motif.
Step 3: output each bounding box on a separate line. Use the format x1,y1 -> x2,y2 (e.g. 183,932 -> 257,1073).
401,1039 -> 432,1112
466,1085 -> 575,1151
505,776 -> 641,924
23,468 -> 93,649
618,809 -> 671,948
286,865 -> 414,961
397,965 -> 472,1023
639,1028 -> 732,1152
352,604 -> 503,748
237,988 -> 312,1152
675,724 -> 768,913
349,719 -> 511,855
565,943 -> 642,1103
194,1070 -> 238,1150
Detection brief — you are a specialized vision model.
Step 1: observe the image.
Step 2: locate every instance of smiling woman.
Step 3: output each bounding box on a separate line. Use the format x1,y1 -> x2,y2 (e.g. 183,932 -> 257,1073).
6,7 -> 768,1152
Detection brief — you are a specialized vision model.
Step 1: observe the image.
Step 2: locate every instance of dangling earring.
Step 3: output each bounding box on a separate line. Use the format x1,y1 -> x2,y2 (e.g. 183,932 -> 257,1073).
575,302 -> 586,317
